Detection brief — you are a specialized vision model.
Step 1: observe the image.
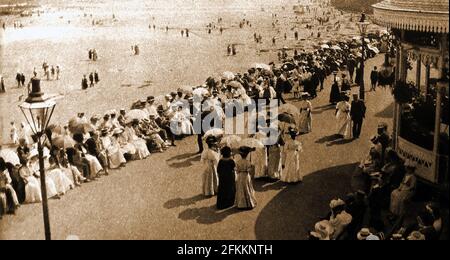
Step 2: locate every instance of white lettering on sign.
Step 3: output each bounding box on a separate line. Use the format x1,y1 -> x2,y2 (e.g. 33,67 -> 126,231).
397,137 -> 436,183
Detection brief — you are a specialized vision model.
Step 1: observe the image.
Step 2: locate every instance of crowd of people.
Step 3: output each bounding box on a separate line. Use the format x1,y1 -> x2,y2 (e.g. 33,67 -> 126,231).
0,19 -> 389,221
308,123 -> 444,240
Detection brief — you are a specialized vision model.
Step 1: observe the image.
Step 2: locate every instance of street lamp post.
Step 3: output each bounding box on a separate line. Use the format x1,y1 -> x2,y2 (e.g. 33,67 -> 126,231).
357,13 -> 370,100
18,78 -> 56,240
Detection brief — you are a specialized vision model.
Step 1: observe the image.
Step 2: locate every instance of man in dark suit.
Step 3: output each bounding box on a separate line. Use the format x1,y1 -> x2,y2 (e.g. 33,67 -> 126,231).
350,94 -> 366,139
370,66 -> 379,91
275,71 -> 287,106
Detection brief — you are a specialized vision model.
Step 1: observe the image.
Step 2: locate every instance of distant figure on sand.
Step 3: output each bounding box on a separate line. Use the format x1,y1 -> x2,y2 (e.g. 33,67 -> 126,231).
89,73 -> 94,87
94,71 -> 99,84
0,75 -> 5,93
56,66 -> 60,80
81,75 -> 88,90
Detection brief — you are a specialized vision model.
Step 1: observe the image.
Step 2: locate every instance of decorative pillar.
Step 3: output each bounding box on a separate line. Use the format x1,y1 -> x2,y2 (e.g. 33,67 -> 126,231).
416,54 -> 422,92
433,83 -> 444,183
425,64 -> 431,95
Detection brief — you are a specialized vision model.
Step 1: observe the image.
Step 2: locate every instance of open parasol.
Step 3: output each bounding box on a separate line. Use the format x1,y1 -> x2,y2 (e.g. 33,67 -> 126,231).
220,135 -> 242,149
52,134 -> 75,150
228,81 -> 244,89
251,63 -> 272,71
278,113 -> 296,124
204,128 -> 224,139
279,104 -> 300,117
0,149 -> 20,166
241,138 -> 265,149
193,87 -> 209,97
222,71 -> 235,81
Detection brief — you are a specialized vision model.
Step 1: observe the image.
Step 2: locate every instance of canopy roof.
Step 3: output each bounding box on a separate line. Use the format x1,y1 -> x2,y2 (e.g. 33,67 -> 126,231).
372,0 -> 449,33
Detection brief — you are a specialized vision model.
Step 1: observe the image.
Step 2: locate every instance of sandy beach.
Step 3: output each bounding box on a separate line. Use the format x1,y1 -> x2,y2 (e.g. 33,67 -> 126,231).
0,0 -> 382,143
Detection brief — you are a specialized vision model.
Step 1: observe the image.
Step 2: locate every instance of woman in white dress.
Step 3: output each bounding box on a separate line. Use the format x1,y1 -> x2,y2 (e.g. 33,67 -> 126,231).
170,106 -> 193,136
46,157 -> 74,195
115,128 -> 137,159
29,155 -> 59,200
73,133 -> 103,178
200,137 -> 220,197
235,146 -> 257,210
124,123 -> 150,160
18,159 -> 42,203
101,129 -> 126,169
267,134 -> 284,180
297,94 -> 313,134
390,160 -> 417,216
281,130 -> 304,183
250,132 -> 268,179
335,95 -> 352,139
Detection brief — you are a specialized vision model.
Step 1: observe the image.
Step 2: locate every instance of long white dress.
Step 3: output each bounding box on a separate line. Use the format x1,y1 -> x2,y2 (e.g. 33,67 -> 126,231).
30,162 -> 58,199
267,145 -> 282,179
235,159 -> 257,209
170,111 -> 193,135
281,139 -> 304,183
336,101 -> 352,139
200,148 -> 220,196
250,147 -> 267,179
297,100 -> 312,134
47,167 -> 73,195
19,166 -> 42,203
118,134 -> 137,156
124,127 -> 150,160
101,136 -> 126,169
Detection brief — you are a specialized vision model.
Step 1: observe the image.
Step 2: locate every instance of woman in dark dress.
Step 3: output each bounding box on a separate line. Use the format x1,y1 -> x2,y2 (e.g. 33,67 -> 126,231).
329,78 -> 341,104
216,146 -> 236,210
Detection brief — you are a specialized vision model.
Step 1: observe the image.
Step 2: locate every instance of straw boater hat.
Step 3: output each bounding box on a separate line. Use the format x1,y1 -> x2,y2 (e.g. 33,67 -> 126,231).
366,234 -> 380,240
407,231 -> 425,241
329,199 -> 345,209
311,221 -> 331,240
391,233 -> 405,240
357,228 -> 372,240
112,128 -> 124,135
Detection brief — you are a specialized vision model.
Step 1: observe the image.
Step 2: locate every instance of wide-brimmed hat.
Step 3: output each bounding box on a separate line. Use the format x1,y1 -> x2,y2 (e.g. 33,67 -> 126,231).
112,128 -> 124,135
407,231 -> 425,240
239,146 -> 254,155
357,228 -> 372,240
311,221 -> 331,240
329,199 -> 345,209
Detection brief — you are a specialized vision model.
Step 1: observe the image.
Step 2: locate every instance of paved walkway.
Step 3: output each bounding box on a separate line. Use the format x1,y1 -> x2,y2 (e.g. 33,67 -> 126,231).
0,55 -> 394,240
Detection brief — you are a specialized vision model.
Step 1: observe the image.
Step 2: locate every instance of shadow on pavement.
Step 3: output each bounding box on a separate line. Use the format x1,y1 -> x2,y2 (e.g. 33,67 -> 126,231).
326,138 -> 355,146
167,152 -> 199,162
315,134 -> 342,144
375,102 -> 394,119
178,205 -> 241,225
164,194 -> 207,209
311,104 -> 335,115
253,179 -> 288,192
254,163 -> 359,240
167,155 -> 201,168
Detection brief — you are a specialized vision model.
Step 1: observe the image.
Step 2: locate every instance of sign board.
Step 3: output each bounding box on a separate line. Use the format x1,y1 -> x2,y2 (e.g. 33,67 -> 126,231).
397,137 -> 437,183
